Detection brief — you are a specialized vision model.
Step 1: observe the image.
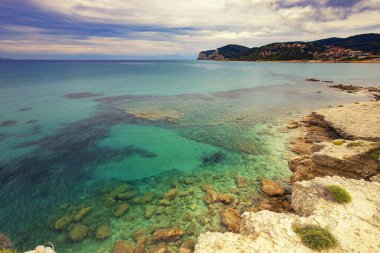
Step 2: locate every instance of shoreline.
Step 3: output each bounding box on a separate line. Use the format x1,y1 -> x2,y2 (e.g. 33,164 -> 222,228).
199,59 -> 380,64
195,86 -> 380,252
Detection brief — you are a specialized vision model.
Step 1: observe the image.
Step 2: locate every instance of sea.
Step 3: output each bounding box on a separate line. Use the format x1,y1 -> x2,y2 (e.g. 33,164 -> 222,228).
0,60 -> 378,252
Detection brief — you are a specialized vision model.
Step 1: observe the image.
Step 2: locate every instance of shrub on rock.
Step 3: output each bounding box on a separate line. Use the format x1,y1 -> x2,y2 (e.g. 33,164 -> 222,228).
327,185 -> 352,204
293,225 -> 337,251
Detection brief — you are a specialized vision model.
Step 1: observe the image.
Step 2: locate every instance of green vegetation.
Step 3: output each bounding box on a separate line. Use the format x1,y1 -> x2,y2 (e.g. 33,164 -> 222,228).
0,250 -> 16,253
293,224 -> 337,251
327,185 -> 352,204
346,141 -> 364,148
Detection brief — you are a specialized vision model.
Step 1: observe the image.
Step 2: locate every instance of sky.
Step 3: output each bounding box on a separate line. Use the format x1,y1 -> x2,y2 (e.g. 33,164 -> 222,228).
0,0 -> 379,59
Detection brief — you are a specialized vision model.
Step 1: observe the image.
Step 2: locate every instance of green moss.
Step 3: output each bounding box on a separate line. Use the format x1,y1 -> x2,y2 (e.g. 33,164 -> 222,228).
327,185 -> 352,204
332,139 -> 345,146
293,225 -> 337,251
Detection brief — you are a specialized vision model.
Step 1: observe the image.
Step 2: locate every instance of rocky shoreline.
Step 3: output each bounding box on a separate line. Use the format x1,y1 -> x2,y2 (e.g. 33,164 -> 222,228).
195,97 -> 380,252
10,86 -> 380,253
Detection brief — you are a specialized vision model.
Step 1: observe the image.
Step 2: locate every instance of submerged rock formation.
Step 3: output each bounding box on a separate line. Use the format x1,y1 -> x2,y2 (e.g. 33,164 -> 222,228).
195,176 -> 380,252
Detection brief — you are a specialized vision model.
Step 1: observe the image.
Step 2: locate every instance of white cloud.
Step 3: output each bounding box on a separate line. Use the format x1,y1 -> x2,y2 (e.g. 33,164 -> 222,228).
2,0 -> 379,57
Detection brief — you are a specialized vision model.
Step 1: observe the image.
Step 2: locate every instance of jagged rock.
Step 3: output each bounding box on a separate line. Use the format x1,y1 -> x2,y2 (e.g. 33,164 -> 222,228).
74,207 -> 92,221
179,239 -> 195,253
114,204 -> 129,217
195,176 -> 380,252
261,179 -> 285,196
153,228 -> 184,242
95,224 -> 112,240
220,208 -> 242,233
69,224 -> 89,242
112,240 -> 135,253
54,216 -> 72,230
315,101 -> 380,141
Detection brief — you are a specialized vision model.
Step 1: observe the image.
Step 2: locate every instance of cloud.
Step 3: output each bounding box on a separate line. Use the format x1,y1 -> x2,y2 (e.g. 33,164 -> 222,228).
0,0 -> 379,58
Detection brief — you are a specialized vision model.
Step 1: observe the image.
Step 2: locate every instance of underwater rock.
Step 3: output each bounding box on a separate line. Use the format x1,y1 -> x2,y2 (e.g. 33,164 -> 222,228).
201,151 -> 226,166
112,240 -> 135,253
145,205 -> 155,219
95,224 -> 111,240
150,242 -> 167,253
204,189 -> 219,204
219,193 -> 233,204
110,184 -> 131,196
135,236 -> 146,253
159,198 -> 171,206
220,208 -> 242,233
287,122 -> 299,129
153,228 -> 184,242
116,191 -> 138,200
141,191 -> 155,203
105,197 -> 117,206
54,216 -> 73,230
261,178 -> 285,196
0,232 -> 14,250
0,120 -> 17,127
156,206 -> 165,214
114,204 -> 130,217
69,224 -> 89,242
180,239 -> 195,253
164,188 -> 178,200
74,207 -> 92,221
183,212 -> 192,222
236,176 -> 249,188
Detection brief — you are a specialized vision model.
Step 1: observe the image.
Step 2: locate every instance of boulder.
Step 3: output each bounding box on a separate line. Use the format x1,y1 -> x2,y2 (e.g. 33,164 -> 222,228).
150,243 -> 167,253
261,179 -> 285,196
164,188 -> 178,200
220,208 -> 242,233
153,228 -> 184,242
204,190 -> 218,204
69,224 -> 89,242
116,191 -> 138,200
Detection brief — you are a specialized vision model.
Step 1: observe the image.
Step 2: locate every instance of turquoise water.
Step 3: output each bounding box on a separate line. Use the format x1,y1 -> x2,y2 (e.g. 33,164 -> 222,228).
0,60 -> 377,252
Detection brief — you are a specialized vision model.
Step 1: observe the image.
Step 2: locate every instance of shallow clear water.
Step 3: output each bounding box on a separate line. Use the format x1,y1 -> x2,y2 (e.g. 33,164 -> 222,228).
0,60 -> 377,252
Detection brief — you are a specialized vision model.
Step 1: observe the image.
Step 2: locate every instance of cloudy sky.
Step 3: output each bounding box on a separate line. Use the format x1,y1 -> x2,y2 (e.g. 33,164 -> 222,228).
0,0 -> 379,59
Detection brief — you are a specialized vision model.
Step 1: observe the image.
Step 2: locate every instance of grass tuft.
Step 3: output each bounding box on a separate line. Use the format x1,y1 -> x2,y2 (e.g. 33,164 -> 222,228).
293,224 -> 337,251
327,185 -> 352,204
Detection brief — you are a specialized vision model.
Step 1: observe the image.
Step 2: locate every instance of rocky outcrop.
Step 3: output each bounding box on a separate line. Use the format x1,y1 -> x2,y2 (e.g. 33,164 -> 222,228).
290,140 -> 380,182
195,176 -> 380,252
153,228 -> 184,242
220,208 -> 242,233
261,179 -> 285,196
25,244 -> 56,253
315,101 -> 380,141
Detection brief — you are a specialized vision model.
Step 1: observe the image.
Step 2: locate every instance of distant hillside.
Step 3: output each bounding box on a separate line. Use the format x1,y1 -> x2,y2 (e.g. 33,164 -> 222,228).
198,33 -> 380,61
314,33 -> 380,54
197,44 -> 249,60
